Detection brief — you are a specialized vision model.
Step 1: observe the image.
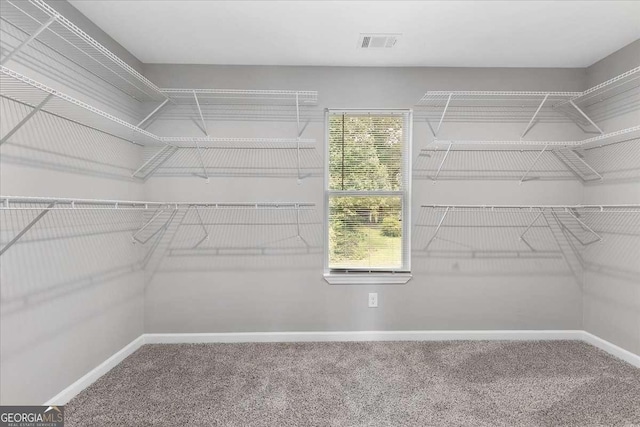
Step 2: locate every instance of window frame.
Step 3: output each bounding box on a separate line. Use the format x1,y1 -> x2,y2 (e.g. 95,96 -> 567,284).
323,108 -> 412,285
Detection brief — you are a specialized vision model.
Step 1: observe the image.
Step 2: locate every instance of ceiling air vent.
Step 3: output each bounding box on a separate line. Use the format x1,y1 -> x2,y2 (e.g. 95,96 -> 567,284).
358,33 -> 400,49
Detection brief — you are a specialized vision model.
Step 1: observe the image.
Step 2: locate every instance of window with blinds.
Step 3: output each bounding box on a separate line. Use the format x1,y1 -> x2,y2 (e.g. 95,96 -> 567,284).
325,110 -> 412,275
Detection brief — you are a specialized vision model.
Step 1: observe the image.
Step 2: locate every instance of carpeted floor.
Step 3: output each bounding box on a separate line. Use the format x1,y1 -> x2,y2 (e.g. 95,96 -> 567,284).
65,340 -> 640,426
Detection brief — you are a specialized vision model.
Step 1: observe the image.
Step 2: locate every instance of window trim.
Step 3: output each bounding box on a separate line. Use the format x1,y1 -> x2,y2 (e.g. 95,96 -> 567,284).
323,108 -> 412,285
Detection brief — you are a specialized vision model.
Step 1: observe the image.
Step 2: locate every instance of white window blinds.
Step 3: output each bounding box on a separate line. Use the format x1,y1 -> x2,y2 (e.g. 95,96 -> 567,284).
326,110 -> 412,273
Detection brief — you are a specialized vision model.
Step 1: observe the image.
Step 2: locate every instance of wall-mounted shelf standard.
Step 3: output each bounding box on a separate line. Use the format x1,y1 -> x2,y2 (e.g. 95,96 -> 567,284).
0,195 -> 316,256
0,0 -> 166,102
420,126 -> 640,183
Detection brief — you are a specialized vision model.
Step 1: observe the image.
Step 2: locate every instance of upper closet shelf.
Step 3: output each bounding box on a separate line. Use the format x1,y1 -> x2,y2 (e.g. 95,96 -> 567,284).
1,66 -> 320,149
416,67 -> 640,137
429,125 -> 640,149
561,66 -> 640,109
0,0 -> 166,102
159,136 -> 315,148
161,88 -> 318,106
0,65 -> 160,146
416,91 -> 583,128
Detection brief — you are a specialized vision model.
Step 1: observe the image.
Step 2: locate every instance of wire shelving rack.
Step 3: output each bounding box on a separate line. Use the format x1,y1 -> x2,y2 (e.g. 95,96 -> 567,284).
0,0 -> 166,102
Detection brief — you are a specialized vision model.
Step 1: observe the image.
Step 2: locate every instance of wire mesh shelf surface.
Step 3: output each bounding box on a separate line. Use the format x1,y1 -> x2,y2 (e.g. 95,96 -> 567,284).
416,67 -> 640,125
428,125 -> 640,149
0,65 -> 161,146
0,0 -> 166,102
161,88 -> 318,106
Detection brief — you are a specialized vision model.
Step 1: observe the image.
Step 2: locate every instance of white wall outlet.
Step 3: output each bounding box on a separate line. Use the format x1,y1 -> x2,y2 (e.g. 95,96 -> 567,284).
368,292 -> 378,308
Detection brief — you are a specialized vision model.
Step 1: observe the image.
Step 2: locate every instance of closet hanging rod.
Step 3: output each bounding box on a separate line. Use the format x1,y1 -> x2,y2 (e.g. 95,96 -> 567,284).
0,196 -> 315,210
421,204 -> 640,212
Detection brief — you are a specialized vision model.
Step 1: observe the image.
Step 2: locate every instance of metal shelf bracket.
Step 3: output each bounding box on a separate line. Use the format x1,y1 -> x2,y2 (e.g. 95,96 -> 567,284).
0,202 -> 55,256
0,15 -> 58,66
520,144 -> 549,184
0,93 -> 53,145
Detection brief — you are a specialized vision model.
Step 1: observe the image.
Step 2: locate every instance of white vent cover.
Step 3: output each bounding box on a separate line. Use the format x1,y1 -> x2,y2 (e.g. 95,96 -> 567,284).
358,33 -> 400,49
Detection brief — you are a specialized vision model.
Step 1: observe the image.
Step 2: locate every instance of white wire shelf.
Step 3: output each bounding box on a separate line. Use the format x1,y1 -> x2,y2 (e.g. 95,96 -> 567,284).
416,91 -> 581,123
0,196 -> 315,210
561,66 -> 640,110
429,126 -> 640,149
161,88 -> 318,106
416,67 -> 640,135
159,136 -> 315,149
0,0 -> 166,102
421,204 -> 640,213
417,91 -> 581,107
420,126 -> 640,183
0,65 -> 160,146
416,204 -> 640,279
1,67 -> 321,151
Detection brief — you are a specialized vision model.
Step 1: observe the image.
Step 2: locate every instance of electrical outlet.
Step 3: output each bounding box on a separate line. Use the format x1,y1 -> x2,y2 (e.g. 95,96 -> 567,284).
368,292 -> 378,308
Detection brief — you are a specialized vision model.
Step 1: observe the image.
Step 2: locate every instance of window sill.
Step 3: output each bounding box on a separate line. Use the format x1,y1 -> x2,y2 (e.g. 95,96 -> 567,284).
324,273 -> 412,285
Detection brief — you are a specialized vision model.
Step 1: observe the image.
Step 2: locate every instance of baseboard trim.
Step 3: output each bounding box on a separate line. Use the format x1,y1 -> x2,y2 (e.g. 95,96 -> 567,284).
582,332 -> 640,368
144,330 -> 585,344
43,329 -> 639,405
44,335 -> 144,405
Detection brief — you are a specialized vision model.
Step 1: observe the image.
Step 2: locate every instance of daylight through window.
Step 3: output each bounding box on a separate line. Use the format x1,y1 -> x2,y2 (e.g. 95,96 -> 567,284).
326,110 -> 412,275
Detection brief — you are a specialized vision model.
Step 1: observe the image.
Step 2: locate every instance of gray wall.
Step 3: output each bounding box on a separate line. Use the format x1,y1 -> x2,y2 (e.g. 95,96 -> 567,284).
582,40 -> 640,355
0,0 -> 145,404
141,64 -> 586,334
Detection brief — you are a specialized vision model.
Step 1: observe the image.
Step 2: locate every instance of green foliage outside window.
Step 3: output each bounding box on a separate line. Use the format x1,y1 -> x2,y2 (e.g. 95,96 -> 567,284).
328,115 -> 404,268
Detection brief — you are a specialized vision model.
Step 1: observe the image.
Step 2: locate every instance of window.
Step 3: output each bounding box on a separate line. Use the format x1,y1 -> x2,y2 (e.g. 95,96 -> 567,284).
324,110 -> 412,284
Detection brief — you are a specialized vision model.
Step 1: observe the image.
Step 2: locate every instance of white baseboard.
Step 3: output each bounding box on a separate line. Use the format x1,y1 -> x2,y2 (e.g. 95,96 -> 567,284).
143,329 -> 585,344
43,329 -> 639,405
44,335 -> 144,405
582,331 -> 640,368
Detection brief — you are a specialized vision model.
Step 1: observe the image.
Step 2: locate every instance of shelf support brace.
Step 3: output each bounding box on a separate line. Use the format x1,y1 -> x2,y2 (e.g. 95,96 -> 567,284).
424,207 -> 450,250
519,211 -> 543,251
569,100 -> 603,135
193,91 -> 208,136
433,143 -> 452,182
193,139 -> 210,183
0,16 -> 57,65
566,209 -> 602,245
137,98 -> 169,128
0,202 -> 55,256
568,150 -> 603,181
0,94 -> 53,145
191,205 -> 209,248
521,93 -> 549,138
435,93 -> 452,137
520,144 -> 548,184
132,208 -> 165,244
132,145 -> 169,178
